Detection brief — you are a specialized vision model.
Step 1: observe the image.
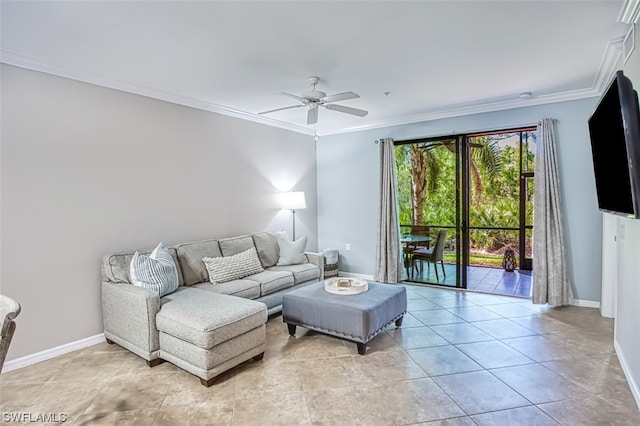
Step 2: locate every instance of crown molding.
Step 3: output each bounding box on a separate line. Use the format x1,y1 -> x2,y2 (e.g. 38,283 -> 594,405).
593,37 -> 624,93
1,35 -> 624,138
322,38 -> 624,137
319,87 -> 600,136
619,0 -> 640,24
0,50 -> 314,136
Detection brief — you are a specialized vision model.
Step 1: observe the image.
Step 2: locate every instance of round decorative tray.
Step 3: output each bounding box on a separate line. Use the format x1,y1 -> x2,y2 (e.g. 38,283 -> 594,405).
324,277 -> 368,295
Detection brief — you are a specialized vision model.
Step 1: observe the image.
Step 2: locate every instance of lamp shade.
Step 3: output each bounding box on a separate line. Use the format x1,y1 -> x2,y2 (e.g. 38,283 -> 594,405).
280,191 -> 306,210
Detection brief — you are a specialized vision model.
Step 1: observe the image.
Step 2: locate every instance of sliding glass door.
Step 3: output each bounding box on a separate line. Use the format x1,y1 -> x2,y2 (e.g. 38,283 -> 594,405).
395,128 -> 535,293
395,137 -> 461,287
464,130 -> 535,295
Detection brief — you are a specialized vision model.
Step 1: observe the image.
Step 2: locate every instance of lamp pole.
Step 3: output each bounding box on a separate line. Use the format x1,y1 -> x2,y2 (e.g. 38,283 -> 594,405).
291,208 -> 297,241
280,191 -> 305,241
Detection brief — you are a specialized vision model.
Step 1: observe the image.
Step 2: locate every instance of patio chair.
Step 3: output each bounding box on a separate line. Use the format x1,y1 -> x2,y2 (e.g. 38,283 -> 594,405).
411,229 -> 448,281
411,225 -> 431,249
0,294 -> 21,373
403,239 -> 419,277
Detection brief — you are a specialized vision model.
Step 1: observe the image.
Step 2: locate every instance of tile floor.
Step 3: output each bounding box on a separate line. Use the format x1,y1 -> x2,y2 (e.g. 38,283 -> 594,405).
406,265 -> 533,298
1,284 -> 639,425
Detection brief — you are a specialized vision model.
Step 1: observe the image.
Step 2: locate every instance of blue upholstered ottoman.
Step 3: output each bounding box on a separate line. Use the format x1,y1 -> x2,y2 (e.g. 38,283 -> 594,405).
282,281 -> 407,354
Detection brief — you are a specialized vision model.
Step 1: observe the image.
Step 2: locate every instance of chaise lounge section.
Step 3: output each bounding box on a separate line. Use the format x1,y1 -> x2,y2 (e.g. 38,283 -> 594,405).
155,287 -> 267,386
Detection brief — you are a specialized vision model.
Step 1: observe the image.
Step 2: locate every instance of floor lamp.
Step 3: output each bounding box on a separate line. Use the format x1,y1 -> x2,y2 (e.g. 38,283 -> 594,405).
280,191 -> 306,240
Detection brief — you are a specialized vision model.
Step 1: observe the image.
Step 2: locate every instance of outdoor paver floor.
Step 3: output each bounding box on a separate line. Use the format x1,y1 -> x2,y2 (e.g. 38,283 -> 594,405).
406,264 -> 532,297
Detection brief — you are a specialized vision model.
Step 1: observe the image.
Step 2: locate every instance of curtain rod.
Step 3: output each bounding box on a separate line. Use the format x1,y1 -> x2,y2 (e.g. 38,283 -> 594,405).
538,118 -> 558,125
374,119 -> 557,144
467,126 -> 536,137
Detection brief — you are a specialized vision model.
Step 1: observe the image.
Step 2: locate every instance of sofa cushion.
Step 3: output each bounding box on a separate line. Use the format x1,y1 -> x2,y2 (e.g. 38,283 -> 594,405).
175,239 -> 222,286
130,242 -> 179,297
245,270 -> 294,297
102,247 -> 184,287
219,235 -> 255,257
268,263 -> 320,284
276,234 -> 308,266
252,231 -> 287,268
157,287 -> 267,349
192,280 -> 260,300
203,247 -> 264,284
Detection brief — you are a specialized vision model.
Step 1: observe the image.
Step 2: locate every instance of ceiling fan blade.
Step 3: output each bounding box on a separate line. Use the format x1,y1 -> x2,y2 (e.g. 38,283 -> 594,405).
323,91 -> 360,103
259,104 -> 303,115
280,92 -> 305,101
323,103 -> 369,117
307,106 -> 318,125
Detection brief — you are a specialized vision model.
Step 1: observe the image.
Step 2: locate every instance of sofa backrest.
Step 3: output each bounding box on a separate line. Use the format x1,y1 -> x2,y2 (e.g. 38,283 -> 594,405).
102,232 -> 285,287
101,247 -> 184,287
218,235 -> 255,256
175,239 -> 222,286
252,231 -> 284,268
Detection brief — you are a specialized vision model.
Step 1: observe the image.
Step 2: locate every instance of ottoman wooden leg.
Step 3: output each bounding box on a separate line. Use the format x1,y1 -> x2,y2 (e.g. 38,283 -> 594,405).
106,338 -> 114,345
395,316 -> 404,327
253,352 -> 264,361
357,342 -> 367,355
287,323 -> 296,336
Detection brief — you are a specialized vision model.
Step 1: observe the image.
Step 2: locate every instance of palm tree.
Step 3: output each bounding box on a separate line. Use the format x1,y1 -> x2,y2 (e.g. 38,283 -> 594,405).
402,137 -> 502,225
408,143 -> 440,225
469,137 -> 502,205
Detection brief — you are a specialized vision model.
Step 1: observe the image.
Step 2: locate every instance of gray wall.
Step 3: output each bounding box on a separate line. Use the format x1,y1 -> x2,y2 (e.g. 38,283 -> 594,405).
614,25 -> 640,403
0,64 -> 318,360
317,97 -> 602,302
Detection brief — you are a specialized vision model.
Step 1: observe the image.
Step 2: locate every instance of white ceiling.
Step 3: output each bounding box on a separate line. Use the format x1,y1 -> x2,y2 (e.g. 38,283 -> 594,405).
0,1 -> 632,136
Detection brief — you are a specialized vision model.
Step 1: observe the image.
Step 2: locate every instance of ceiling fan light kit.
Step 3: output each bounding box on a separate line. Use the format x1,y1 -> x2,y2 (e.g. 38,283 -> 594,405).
259,76 -> 368,125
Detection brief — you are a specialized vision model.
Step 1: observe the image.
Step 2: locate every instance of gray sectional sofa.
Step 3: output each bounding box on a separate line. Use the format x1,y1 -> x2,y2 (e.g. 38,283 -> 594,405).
101,231 -> 323,386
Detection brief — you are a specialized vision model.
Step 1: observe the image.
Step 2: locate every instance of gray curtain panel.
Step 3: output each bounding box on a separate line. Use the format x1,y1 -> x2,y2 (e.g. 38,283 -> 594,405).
532,118 -> 574,306
373,138 -> 404,283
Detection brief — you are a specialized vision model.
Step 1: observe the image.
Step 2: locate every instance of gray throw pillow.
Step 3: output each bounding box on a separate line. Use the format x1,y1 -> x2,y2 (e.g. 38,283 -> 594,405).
203,247 -> 264,284
130,242 -> 179,297
276,234 -> 308,266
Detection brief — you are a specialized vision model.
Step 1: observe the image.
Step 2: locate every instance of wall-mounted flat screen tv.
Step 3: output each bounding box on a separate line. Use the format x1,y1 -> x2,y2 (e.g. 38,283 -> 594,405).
588,70 -> 640,219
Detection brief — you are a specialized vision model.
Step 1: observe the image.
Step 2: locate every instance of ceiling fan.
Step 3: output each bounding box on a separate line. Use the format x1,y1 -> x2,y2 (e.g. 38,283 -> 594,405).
259,77 -> 368,125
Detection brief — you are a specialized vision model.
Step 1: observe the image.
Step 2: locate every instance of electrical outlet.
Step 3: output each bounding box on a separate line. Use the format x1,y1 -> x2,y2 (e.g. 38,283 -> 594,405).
346,243 -> 351,251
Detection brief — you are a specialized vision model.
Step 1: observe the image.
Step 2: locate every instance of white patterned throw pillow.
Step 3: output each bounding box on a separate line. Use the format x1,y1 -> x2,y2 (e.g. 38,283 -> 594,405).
203,247 -> 264,284
276,234 -> 308,266
130,242 -> 179,297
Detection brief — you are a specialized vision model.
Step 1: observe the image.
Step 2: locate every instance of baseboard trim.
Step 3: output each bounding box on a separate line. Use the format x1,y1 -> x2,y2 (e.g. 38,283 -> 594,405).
338,272 -> 374,280
614,340 -> 640,410
571,299 -> 601,308
2,333 -> 105,373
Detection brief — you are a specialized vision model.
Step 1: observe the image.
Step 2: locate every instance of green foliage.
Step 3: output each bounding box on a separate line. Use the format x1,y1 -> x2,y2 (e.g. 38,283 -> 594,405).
395,145 -> 413,225
443,253 -> 505,267
396,133 -> 535,257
